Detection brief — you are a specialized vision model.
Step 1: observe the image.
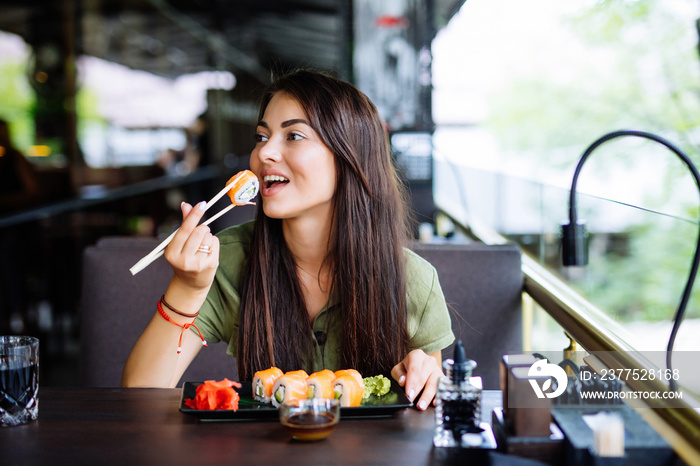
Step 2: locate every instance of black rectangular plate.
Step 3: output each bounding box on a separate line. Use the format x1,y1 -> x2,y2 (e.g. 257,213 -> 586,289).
179,378 -> 412,421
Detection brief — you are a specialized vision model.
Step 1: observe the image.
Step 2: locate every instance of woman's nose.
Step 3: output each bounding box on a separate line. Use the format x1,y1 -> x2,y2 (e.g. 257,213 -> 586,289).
256,138 -> 282,163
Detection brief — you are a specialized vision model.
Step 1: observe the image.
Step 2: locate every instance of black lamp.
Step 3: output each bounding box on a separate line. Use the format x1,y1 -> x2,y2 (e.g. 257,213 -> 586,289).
561,130 -> 700,392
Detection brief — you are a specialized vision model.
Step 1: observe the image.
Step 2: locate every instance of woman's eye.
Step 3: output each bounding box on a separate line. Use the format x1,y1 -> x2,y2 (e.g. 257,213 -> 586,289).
288,132 -> 304,141
254,133 -> 268,143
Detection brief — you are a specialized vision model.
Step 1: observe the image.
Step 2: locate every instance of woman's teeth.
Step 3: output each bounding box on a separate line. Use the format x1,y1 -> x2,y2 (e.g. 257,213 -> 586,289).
263,175 -> 289,182
263,174 -> 289,188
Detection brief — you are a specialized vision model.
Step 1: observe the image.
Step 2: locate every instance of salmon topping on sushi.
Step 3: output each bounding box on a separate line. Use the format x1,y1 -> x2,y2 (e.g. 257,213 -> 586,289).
306,369 -> 335,399
252,366 -> 284,403
271,371 -> 309,407
333,372 -> 364,407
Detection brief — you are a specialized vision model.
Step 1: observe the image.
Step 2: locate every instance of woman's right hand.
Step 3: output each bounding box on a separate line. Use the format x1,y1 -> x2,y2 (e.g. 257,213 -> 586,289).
163,201 -> 220,294
122,201 -> 218,387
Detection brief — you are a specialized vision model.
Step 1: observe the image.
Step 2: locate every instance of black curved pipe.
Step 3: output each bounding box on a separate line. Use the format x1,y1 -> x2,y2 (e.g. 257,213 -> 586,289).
562,130 -> 700,392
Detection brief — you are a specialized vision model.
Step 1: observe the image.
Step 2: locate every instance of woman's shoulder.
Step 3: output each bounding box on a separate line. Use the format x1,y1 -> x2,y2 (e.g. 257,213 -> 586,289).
402,247 -> 440,304
217,220 -> 255,247
402,247 -> 452,347
402,247 -> 438,280
214,221 -> 255,288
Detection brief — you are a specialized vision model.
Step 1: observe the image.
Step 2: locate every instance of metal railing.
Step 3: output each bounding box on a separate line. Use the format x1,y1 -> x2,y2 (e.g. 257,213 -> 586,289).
442,210 -> 700,466
0,165 -> 221,229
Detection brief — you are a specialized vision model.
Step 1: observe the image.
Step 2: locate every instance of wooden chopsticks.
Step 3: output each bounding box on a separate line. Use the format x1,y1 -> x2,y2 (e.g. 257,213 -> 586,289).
129,179 -> 252,276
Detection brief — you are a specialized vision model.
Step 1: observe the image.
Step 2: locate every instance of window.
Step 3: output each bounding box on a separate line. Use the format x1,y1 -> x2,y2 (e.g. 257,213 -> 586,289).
432,1 -> 700,358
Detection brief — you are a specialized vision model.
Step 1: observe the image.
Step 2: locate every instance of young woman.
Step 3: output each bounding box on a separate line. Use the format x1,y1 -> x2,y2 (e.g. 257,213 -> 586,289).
122,70 -> 454,411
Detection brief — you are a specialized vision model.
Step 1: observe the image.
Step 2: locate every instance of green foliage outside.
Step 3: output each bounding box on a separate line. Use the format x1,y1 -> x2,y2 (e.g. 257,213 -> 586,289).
484,0 -> 700,323
75,84 -> 108,149
0,61 -> 36,151
0,48 -> 106,161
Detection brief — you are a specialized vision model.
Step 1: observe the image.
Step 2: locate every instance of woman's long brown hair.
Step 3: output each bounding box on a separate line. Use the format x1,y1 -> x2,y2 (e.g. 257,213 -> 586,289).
237,70 -> 412,380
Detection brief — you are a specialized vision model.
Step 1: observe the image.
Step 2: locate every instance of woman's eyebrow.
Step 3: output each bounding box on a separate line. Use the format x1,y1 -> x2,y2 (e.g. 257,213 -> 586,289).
281,118 -> 310,128
256,118 -> 310,129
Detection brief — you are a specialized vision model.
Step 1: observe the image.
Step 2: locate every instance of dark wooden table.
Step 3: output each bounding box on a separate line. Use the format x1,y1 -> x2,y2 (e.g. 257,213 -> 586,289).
0,388 -> 545,465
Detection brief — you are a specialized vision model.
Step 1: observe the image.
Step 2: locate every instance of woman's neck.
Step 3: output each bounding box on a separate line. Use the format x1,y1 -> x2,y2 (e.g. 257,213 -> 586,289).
282,214 -> 332,273
282,214 -> 334,320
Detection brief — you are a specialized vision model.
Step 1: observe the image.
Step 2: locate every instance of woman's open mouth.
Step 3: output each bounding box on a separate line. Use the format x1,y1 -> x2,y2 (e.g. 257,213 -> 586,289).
263,174 -> 289,188
262,174 -> 289,195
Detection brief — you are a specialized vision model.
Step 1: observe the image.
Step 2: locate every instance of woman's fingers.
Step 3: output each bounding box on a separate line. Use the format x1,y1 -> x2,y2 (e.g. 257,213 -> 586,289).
182,223 -> 210,257
169,201 -> 207,254
166,201 -> 210,260
403,352 -> 426,403
393,349 -> 443,411
163,201 -> 219,292
391,361 -> 408,387
208,236 -> 220,264
415,370 -> 441,411
181,201 -> 193,217
193,233 -> 219,265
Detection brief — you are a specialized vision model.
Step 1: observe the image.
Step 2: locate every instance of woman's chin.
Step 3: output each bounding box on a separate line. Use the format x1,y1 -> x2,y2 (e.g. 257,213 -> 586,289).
262,203 -> 289,219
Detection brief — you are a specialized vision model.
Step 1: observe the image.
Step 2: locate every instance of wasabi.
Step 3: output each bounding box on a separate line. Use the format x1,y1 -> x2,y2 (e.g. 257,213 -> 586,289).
362,375 -> 391,399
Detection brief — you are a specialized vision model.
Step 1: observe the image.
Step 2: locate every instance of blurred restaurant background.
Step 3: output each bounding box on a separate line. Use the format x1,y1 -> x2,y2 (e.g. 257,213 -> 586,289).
1,0 -> 699,414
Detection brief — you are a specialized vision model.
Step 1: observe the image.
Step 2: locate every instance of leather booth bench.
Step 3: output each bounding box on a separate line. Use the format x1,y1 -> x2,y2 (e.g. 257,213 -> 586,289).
80,237 -> 523,389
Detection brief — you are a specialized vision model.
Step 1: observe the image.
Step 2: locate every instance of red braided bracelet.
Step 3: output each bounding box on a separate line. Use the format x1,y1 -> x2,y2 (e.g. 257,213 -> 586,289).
157,299 -> 207,354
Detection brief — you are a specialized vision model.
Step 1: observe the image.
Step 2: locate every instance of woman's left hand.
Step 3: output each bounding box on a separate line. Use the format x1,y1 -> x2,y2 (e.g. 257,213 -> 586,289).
391,349 -> 443,411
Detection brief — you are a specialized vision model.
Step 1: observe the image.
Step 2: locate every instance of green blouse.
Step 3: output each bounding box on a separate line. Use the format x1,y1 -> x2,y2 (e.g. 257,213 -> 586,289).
193,221 -> 455,373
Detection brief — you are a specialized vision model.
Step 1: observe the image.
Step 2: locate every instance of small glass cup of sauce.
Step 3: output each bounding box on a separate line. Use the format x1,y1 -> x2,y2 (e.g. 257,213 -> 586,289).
279,398 -> 340,441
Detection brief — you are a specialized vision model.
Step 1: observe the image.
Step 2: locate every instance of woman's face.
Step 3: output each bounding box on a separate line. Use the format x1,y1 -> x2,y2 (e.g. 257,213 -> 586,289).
250,92 -> 337,221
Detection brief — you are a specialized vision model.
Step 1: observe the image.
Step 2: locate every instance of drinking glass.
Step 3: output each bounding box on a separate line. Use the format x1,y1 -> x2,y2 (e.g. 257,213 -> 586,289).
0,336 -> 39,426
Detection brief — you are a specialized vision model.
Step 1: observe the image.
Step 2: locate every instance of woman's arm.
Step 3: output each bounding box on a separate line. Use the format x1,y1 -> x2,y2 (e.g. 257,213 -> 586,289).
122,201 -> 219,387
391,349 -> 443,411
121,310 -> 203,387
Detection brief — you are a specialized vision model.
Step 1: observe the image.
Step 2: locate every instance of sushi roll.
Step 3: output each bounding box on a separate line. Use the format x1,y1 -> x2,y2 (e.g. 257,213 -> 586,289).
271,371 -> 309,407
252,367 -> 284,403
333,372 -> 364,407
306,370 -> 335,399
334,369 -> 365,392
284,369 -> 309,379
226,169 -> 259,205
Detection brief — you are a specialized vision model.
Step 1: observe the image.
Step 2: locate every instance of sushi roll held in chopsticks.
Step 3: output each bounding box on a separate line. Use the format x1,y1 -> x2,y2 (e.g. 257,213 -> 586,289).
306,370 -> 335,399
128,170 -> 258,276
226,170 -> 259,205
271,370 -> 309,407
252,367 -> 284,403
333,370 -> 364,407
